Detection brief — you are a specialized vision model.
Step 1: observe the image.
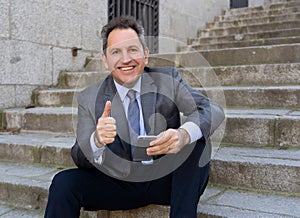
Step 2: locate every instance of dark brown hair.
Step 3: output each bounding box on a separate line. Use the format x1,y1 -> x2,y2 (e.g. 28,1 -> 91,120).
101,16 -> 147,54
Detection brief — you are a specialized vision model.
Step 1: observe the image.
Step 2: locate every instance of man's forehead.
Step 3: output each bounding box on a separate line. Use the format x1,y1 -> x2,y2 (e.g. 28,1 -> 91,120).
107,28 -> 141,48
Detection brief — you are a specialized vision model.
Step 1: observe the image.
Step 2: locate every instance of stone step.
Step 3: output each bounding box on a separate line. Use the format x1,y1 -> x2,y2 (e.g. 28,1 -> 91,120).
0,152 -> 299,217
2,107 -> 77,134
199,185 -> 300,218
208,12 -> 300,29
223,109 -> 300,148
33,88 -> 82,107
181,63 -> 300,87
149,44 -> 300,67
215,5 -> 300,22
199,85 -> 300,109
0,202 -> 43,217
1,132 -> 299,196
189,28 -> 300,45
3,108 -> 300,148
0,133 -> 75,167
58,71 -> 109,88
197,20 -> 300,38
210,146 -> 300,194
185,36 -> 300,51
223,1 -> 300,17
33,84 -> 300,109
268,1 -> 300,11
0,161 -> 59,212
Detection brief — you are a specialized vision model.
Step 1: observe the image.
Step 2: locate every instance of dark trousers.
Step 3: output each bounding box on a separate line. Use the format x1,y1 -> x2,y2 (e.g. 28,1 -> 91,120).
44,142 -> 210,218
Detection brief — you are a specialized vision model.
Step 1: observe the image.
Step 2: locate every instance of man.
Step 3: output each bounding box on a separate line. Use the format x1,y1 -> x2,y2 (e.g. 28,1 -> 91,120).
45,16 -> 225,218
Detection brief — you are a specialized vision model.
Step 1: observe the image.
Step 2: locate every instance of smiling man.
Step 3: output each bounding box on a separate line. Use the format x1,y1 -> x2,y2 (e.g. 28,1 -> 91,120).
44,16 -> 225,218
102,27 -> 149,87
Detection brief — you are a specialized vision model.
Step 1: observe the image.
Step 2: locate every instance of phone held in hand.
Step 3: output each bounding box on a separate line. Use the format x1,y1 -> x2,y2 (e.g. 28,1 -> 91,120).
132,135 -> 157,162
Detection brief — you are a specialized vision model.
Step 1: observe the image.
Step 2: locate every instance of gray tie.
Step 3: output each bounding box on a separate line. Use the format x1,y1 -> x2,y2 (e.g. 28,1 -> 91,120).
127,90 -> 140,144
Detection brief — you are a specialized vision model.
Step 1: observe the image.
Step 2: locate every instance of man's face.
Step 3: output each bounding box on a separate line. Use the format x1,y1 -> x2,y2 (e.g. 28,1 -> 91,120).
102,28 -> 149,87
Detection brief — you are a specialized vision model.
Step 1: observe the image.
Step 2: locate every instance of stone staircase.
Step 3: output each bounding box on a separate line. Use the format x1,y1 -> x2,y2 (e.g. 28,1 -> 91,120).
0,0 -> 300,217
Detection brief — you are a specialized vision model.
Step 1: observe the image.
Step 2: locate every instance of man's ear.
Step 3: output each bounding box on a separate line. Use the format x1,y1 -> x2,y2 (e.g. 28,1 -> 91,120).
101,53 -> 109,69
144,47 -> 149,65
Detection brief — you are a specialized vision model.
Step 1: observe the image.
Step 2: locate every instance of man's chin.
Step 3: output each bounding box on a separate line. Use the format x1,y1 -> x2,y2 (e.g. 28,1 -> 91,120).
122,75 -> 141,88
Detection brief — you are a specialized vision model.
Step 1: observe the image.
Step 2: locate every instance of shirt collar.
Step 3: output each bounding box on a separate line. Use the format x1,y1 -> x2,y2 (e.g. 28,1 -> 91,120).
114,76 -> 142,102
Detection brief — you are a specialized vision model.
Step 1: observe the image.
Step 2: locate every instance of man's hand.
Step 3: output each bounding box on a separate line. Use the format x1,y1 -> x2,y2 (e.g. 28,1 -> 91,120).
94,101 -> 117,147
146,128 -> 190,155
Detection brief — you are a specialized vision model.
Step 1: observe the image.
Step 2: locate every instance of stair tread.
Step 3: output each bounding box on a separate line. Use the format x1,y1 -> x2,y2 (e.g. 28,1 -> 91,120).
0,132 -> 74,148
4,107 -> 76,114
199,19 -> 300,32
185,62 -> 300,68
0,202 -> 42,218
192,36 -> 300,47
199,186 -> 300,218
225,108 -> 300,117
220,6 -> 300,21
0,160 -> 59,190
198,85 -> 300,89
191,27 -> 300,41
214,146 -> 300,165
199,42 -> 300,52
216,11 -> 300,25
224,1 -> 300,16
37,88 -> 83,93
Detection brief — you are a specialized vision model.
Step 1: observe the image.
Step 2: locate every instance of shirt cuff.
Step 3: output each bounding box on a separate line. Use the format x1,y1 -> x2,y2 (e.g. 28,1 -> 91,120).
90,131 -> 105,160
180,122 -> 203,143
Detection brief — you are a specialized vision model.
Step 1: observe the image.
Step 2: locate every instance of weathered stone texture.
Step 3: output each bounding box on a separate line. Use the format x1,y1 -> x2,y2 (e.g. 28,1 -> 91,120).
0,40 -> 52,85
0,85 -> 15,109
0,0 -> 9,38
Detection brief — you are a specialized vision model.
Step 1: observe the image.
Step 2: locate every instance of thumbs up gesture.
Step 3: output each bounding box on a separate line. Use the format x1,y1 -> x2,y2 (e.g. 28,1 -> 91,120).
94,101 -> 117,147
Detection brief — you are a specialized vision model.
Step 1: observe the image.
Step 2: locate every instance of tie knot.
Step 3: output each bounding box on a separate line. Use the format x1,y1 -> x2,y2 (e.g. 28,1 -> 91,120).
127,89 -> 137,100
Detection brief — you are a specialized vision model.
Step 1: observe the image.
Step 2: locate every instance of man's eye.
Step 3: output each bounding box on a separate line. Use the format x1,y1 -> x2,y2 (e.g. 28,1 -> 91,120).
129,48 -> 138,53
111,50 -> 119,55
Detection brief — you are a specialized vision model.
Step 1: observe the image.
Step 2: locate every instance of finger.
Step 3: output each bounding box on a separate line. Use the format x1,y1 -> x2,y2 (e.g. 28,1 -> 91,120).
99,117 -> 116,126
150,132 -> 166,146
147,143 -> 170,155
101,101 -> 111,118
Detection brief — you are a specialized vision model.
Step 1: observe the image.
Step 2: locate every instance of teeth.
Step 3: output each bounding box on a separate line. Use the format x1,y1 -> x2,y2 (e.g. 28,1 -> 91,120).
121,67 -> 134,71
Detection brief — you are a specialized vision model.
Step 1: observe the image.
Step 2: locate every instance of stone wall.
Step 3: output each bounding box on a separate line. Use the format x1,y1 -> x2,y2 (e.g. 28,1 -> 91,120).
0,0 -> 231,109
159,0 -> 230,53
0,0 -> 107,109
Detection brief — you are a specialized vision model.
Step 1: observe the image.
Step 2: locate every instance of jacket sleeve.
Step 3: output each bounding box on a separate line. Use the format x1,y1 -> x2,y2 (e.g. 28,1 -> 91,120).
71,140 -> 94,168
172,67 -> 225,141
71,86 -> 98,169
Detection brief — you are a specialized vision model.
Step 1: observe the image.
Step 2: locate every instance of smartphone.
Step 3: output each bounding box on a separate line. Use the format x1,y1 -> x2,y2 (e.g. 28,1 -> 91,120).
137,135 -> 157,147
132,135 -> 157,162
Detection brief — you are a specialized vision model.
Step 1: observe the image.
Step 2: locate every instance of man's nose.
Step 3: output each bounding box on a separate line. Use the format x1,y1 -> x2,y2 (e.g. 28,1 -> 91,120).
121,51 -> 132,63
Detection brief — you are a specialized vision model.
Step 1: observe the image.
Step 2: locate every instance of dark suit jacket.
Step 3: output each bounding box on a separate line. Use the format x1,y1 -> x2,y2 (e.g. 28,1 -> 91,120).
71,66 -> 225,180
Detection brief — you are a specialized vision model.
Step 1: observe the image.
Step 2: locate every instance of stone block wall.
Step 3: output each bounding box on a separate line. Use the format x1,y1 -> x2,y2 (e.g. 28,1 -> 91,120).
0,0 -> 233,110
0,0 -> 107,109
159,0 -> 230,53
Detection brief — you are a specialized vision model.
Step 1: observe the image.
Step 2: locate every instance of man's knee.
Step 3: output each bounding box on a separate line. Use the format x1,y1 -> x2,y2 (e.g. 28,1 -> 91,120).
49,169 -> 77,195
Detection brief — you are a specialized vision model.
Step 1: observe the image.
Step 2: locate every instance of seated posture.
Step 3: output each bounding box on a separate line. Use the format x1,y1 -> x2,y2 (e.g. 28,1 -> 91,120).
45,16 -> 225,218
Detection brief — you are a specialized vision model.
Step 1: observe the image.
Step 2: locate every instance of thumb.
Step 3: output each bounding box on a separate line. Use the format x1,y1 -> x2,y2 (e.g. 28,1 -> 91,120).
101,101 -> 111,118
